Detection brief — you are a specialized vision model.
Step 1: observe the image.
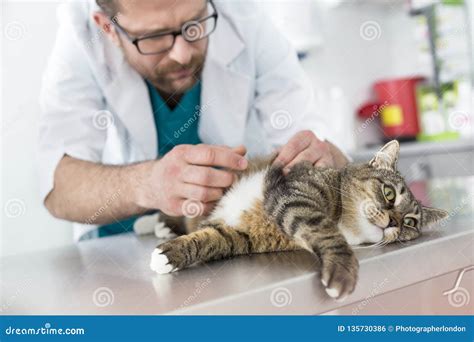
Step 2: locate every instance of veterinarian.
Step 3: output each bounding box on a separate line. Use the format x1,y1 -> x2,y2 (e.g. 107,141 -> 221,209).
39,0 -> 349,240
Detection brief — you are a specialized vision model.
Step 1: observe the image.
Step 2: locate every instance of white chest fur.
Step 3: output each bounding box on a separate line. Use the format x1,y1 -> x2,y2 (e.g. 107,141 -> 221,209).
209,170 -> 267,228
338,216 -> 383,245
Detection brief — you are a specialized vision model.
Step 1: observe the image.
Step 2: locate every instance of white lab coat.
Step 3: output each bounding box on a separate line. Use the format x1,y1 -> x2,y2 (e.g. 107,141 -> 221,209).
39,0 -> 335,240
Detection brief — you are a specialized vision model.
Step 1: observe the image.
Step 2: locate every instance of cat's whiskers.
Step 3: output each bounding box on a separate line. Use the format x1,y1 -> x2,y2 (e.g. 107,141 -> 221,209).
396,237 -> 408,246
353,238 -> 388,249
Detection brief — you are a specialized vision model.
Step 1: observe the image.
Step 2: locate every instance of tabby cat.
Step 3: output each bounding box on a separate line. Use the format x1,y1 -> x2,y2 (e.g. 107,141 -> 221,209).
150,140 -> 448,300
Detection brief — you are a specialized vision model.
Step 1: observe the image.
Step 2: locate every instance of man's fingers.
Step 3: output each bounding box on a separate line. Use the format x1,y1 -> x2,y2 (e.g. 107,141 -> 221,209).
314,153 -> 334,168
284,147 -> 320,173
184,145 -> 248,170
215,144 -> 246,156
312,141 -> 333,168
178,183 -> 224,203
282,140 -> 335,174
274,130 -> 315,166
181,165 -> 235,188
232,145 -> 247,156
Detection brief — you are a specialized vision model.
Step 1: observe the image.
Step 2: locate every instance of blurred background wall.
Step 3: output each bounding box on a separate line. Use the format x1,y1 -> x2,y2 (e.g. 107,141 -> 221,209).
2,1 -> 73,257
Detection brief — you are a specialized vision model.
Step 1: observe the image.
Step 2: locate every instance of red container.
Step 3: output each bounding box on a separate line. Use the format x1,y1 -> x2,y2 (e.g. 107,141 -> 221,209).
359,77 -> 424,141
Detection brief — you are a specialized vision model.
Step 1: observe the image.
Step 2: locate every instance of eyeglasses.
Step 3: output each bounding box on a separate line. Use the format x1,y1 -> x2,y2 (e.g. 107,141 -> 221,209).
111,1 -> 218,55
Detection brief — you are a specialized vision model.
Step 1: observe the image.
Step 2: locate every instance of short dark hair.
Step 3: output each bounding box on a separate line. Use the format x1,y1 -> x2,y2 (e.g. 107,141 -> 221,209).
96,0 -> 119,17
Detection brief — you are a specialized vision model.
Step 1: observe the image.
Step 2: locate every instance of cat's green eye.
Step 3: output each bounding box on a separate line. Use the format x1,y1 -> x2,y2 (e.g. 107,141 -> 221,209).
403,217 -> 417,228
382,185 -> 396,203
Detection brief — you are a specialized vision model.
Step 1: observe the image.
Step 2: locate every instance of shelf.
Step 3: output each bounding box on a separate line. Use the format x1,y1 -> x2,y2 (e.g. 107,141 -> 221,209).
350,138 -> 474,161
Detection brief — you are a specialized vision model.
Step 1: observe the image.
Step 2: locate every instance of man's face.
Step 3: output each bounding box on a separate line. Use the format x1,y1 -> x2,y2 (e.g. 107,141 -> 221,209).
112,0 -> 209,96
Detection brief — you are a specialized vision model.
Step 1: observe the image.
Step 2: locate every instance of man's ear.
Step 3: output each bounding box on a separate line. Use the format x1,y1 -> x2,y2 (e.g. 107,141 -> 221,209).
92,12 -> 121,47
421,206 -> 449,228
369,140 -> 400,170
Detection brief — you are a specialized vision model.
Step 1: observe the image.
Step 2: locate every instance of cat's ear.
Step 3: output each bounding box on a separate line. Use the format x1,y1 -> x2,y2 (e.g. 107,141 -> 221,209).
369,140 -> 400,170
421,206 -> 449,228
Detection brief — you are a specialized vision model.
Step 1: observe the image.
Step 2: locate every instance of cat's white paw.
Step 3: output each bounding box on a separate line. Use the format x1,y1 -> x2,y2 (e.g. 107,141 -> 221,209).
150,249 -> 178,274
325,287 -> 341,299
134,213 -> 160,236
154,222 -> 177,240
322,280 -> 346,301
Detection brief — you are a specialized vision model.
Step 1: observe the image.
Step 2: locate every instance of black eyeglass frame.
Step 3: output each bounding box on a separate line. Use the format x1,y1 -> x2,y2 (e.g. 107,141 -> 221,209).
110,0 -> 218,55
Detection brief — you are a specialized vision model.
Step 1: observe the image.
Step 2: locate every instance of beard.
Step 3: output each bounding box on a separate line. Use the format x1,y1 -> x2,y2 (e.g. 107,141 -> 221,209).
147,53 -> 205,96
119,35 -> 208,97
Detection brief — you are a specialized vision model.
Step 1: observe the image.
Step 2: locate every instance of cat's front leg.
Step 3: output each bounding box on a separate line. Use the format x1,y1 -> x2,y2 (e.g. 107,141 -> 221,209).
293,219 -> 359,301
150,221 -> 251,274
317,239 -> 358,301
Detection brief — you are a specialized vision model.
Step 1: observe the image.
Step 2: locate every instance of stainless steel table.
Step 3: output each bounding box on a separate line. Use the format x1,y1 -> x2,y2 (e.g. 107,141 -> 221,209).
1,177 -> 473,315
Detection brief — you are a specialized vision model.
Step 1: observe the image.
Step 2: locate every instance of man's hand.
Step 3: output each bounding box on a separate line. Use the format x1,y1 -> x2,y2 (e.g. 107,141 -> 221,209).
45,136 -> 344,225
135,144 -> 248,217
274,130 -> 348,173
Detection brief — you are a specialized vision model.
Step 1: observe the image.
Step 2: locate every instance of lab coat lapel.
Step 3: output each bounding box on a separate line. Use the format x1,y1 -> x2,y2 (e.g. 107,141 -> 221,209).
199,10 -> 251,147
103,55 -> 157,160
77,0 -> 157,160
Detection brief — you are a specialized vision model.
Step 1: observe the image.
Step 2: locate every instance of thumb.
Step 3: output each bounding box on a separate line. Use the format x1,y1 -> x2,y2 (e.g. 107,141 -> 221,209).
232,145 -> 247,156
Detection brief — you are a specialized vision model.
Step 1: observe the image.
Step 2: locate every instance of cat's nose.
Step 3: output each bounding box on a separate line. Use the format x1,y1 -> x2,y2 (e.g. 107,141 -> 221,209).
387,217 -> 397,228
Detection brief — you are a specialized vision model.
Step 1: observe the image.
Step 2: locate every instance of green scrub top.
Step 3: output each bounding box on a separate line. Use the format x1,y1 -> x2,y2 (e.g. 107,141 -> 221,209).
95,80 -> 202,238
